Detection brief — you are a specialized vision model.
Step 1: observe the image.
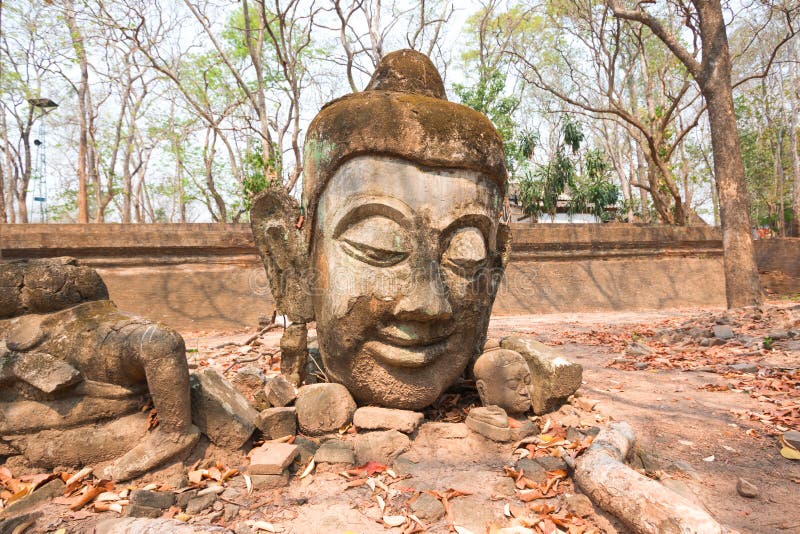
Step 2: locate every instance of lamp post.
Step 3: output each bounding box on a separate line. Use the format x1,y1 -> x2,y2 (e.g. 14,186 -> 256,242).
27,98 -> 58,223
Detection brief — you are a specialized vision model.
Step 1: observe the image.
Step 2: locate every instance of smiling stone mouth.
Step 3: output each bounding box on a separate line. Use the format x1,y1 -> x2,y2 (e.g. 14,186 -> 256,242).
362,338 -> 449,368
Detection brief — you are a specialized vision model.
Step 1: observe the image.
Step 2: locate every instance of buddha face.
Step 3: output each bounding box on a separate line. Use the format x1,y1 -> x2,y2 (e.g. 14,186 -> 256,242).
311,156 -> 505,409
474,349 -> 532,414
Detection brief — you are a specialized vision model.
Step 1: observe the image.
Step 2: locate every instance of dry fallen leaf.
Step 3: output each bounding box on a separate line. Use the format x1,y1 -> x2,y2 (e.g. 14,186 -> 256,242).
383,515 -> 407,527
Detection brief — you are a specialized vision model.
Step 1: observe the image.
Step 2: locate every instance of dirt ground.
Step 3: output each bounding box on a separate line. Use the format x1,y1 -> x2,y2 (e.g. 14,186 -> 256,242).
3,303 -> 799,533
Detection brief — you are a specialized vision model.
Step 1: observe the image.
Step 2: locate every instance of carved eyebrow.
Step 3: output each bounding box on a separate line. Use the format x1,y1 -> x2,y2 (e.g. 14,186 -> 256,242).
332,202 -> 411,239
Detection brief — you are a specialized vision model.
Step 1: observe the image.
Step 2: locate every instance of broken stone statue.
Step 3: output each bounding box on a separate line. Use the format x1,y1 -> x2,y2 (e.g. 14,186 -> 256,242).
473,349 -> 532,414
0,258 -> 199,481
251,49 -> 510,409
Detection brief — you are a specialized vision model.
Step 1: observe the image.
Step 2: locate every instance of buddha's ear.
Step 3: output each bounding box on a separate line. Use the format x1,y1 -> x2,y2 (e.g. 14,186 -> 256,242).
496,222 -> 512,268
476,378 -> 488,405
250,188 -> 315,323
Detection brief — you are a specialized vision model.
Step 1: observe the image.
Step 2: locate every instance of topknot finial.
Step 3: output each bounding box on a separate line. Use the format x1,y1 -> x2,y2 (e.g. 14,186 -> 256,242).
365,49 -> 447,100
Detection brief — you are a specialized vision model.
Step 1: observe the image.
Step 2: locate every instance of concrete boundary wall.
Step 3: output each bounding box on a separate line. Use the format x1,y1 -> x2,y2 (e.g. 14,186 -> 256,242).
1,224 -> 792,330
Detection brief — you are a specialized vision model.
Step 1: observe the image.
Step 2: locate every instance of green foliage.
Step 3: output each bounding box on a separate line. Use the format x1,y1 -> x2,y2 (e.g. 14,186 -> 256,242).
240,144 -> 281,211
518,116 -> 618,221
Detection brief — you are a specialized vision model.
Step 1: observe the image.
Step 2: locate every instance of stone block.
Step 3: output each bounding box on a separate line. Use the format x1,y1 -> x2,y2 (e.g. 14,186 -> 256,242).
248,442 -> 298,475
295,383 -> 356,436
410,492 -> 443,521
185,493 -> 216,515
126,504 -> 163,519
315,440 -> 355,464
264,375 -> 297,407
465,406 -> 512,442
129,489 -> 175,510
500,336 -> 583,414
250,473 -> 290,490
10,352 -> 82,393
354,430 -> 410,465
0,478 -> 64,518
232,366 -> 269,411
175,489 -> 200,510
257,407 -> 297,440
353,407 -> 424,434
190,368 -> 258,449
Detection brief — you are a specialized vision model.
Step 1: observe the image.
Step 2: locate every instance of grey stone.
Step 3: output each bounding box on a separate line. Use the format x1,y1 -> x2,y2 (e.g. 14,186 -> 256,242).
713,325 -> 735,340
9,351 -> 82,393
248,442 -> 298,475
500,336 -> 583,414
223,503 -> 240,522
232,366 -> 269,411
130,489 -> 175,510
185,493 -> 216,515
767,330 -> 789,340
175,489 -> 200,510
315,439 -> 355,464
783,430 -> 800,449
0,478 -> 64,518
353,407 -> 424,434
564,493 -> 594,517
736,477 -> 759,498
264,375 -> 298,407
449,495 -> 497,532
190,368 -> 258,449
566,426 -> 585,443
729,363 -> 758,374
534,455 -> 569,472
392,452 -> 419,476
626,342 -> 652,356
0,512 -> 43,534
293,436 -> 319,464
634,362 -> 650,370
465,406 -> 512,442
250,473 -> 289,490
354,430 -> 411,465
517,458 -> 547,485
410,492 -> 443,521
257,407 -> 297,439
126,504 -> 163,519
295,383 -> 356,436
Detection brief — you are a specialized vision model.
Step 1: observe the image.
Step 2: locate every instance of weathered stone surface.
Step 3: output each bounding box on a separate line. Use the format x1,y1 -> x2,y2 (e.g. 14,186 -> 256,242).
713,325 -> 735,340
564,493 -> 594,517
95,518 -> 232,534
517,458 -> 547,485
465,406 -> 512,442
185,493 -> 216,515
534,455 -> 569,472
295,383 -> 356,435
473,349 -> 531,414
293,436 -> 319,464
125,504 -> 163,519
130,489 -> 175,510
248,442 -> 298,475
280,324 -> 307,386
0,512 -> 43,534
729,363 -> 758,374
257,407 -> 297,439
736,477 -> 759,498
417,422 -> 469,440
354,430 -> 410,465
231,366 -> 269,411
250,473 -> 290,490
190,368 -> 257,449
500,336 -> 583,414
0,478 -> 64,518
315,440 -> 355,464
411,492 -> 443,521
353,407 -> 424,434
264,375 -> 298,408
175,489 -> 200,510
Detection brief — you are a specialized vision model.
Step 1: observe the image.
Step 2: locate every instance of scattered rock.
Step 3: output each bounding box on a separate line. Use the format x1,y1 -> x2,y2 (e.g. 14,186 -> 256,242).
712,325 -> 734,340
257,407 -> 297,439
248,442 -> 299,475
129,489 -> 174,510
410,492 -> 443,521
250,473 -> 289,490
626,342 -> 652,357
223,503 -> 240,522
265,375 -> 298,407
125,504 -> 163,519
729,363 -> 758,374
353,407 -> 424,434
564,493 -> 594,517
354,430 -> 411,465
293,436 -> 319,464
175,489 -> 200,510
736,477 -> 759,498
295,383 -> 356,435
190,368 -> 258,449
315,440 -> 355,464
449,494 -> 497,533
783,430 -> 800,450
500,336 -> 583,414
483,338 -> 500,351
0,512 -> 43,534
534,455 -> 569,472
767,330 -> 789,340
517,458 -> 547,485
232,366 -> 269,410
0,478 -> 64,518
185,492 -> 217,515
9,351 -> 82,393
634,362 -> 649,370
95,518 -> 233,534
465,406 -> 511,442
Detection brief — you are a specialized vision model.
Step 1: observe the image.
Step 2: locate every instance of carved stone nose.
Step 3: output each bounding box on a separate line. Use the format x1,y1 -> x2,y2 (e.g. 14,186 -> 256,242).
393,267 -> 453,322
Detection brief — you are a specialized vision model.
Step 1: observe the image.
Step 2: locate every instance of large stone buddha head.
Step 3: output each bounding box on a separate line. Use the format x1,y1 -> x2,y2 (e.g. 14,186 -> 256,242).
252,50 -> 510,409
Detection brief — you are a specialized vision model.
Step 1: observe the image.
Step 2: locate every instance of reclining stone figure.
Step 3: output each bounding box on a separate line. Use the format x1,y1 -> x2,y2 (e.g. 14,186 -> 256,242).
0,258 -> 198,481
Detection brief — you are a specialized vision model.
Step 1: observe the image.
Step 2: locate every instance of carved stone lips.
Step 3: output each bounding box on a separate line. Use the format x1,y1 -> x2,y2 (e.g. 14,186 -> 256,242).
364,321 -> 456,368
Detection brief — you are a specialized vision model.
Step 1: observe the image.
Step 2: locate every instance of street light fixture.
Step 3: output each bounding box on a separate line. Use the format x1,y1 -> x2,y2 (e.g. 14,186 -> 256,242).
27,98 -> 59,223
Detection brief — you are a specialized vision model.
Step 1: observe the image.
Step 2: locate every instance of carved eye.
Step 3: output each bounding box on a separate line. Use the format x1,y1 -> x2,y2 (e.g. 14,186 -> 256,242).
442,227 -> 487,275
339,216 -> 410,267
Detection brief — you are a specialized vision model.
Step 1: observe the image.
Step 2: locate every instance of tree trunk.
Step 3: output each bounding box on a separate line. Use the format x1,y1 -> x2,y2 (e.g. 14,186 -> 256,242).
789,51 -> 800,237
64,0 -> 89,223
697,0 -> 762,307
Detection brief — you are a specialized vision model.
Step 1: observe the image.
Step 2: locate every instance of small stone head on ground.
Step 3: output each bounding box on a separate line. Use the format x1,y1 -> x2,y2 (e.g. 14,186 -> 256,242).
473,349 -> 532,414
